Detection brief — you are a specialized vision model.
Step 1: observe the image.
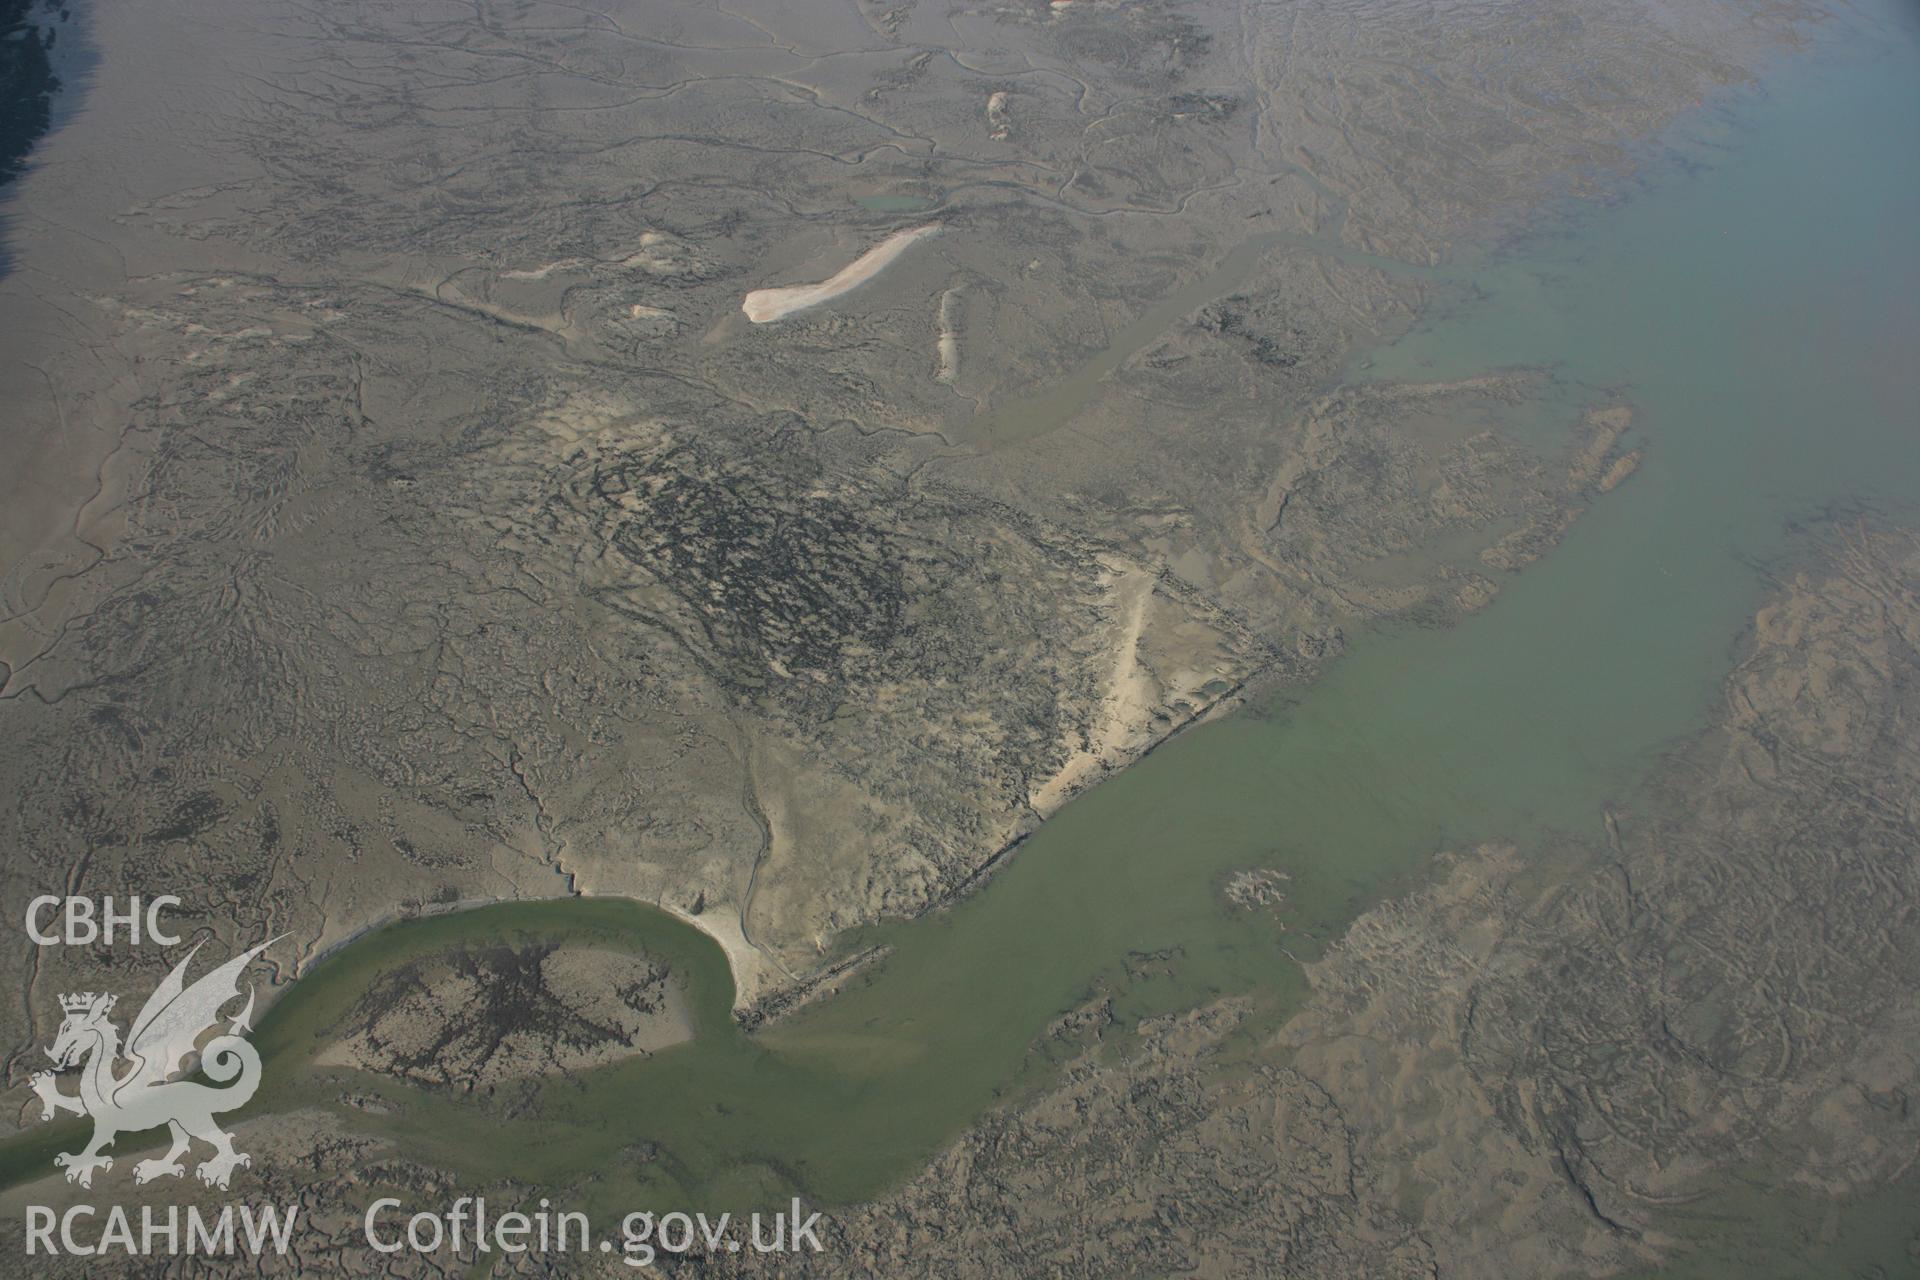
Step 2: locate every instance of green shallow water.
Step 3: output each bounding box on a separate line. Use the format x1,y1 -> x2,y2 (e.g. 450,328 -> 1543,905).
8,6 -> 1916,1270
853,194 -> 936,213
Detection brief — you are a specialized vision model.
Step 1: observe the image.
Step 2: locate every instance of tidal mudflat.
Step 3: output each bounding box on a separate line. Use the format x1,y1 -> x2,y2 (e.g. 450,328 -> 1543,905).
1,0 -> 1913,1274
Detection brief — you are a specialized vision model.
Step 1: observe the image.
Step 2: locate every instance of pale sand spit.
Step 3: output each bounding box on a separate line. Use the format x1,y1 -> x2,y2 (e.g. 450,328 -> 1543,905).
743,223 -> 942,323
1029,563 -> 1159,816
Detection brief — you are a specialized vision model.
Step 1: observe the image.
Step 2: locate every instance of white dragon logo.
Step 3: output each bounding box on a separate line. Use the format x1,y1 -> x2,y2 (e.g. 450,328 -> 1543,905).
28,937 -> 279,1189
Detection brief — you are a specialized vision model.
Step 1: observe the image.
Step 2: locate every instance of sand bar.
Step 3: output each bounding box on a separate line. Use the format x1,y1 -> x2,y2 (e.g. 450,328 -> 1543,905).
743,224 -> 941,322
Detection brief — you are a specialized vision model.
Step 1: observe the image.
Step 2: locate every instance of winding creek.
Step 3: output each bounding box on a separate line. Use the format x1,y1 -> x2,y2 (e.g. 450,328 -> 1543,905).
5,5 -> 1917,1270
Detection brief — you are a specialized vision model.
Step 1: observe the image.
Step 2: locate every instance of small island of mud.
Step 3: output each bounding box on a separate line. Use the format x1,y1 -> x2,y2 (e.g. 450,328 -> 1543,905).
315,943 -> 690,1100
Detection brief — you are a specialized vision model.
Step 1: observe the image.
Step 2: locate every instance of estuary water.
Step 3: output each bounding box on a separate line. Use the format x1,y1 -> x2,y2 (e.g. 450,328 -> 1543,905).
6,5 -> 1914,1272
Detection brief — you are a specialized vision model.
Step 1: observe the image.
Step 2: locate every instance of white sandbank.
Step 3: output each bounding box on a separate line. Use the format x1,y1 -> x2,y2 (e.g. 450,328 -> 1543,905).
742,223 -> 941,323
